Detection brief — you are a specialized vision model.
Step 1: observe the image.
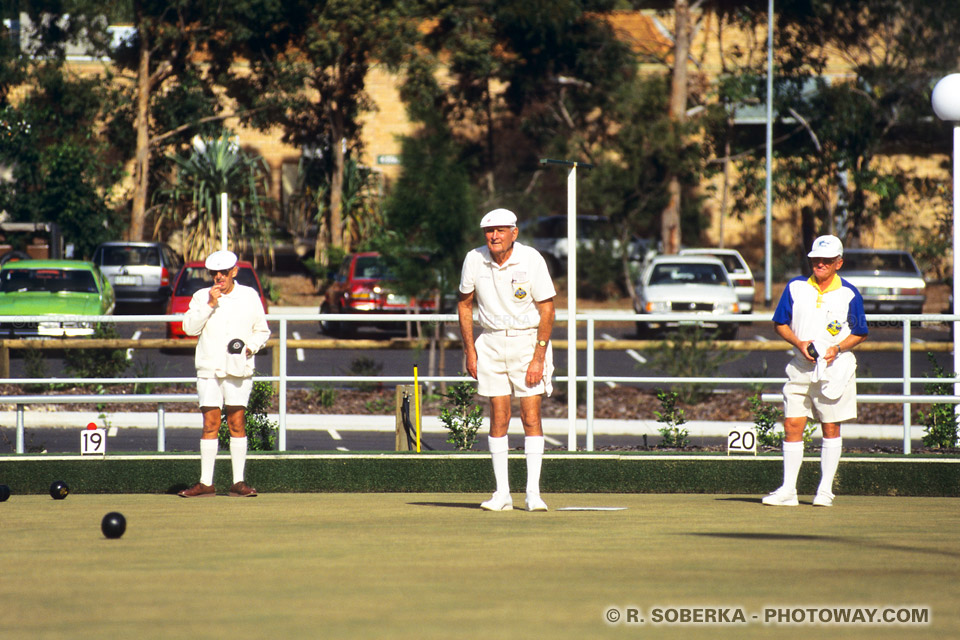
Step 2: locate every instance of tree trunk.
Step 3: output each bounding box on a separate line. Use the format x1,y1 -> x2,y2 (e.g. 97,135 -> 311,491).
330,135 -> 345,250
660,0 -> 691,256
129,22 -> 152,242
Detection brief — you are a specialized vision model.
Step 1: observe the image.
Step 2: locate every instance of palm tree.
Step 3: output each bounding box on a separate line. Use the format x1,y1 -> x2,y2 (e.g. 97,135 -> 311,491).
153,133 -> 272,262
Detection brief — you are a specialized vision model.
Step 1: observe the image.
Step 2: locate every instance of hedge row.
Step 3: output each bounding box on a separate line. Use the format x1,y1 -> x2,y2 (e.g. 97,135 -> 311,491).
2,454 -> 958,496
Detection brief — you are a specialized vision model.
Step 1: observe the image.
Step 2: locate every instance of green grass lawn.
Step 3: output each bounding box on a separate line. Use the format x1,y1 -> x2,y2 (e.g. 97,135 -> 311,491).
1,493 -> 957,639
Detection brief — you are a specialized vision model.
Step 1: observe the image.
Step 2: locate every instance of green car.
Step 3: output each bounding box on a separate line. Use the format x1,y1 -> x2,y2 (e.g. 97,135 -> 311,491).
0,259 -> 115,337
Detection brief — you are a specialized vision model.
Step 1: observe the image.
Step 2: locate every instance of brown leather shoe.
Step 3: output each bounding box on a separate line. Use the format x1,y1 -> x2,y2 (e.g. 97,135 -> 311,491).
178,482 -> 215,498
229,481 -> 258,497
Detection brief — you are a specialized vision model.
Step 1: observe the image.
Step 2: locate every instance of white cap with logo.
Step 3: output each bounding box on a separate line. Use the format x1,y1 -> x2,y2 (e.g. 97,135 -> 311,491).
480,208 -> 517,229
807,235 -> 843,259
205,250 -> 238,271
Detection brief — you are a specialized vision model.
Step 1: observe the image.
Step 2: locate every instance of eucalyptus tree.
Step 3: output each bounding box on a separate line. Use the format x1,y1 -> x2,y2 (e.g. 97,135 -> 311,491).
225,0 -> 421,269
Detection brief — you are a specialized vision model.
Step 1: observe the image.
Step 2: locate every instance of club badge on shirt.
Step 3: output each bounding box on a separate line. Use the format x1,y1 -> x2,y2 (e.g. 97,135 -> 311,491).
512,271 -> 528,300
826,319 -> 842,336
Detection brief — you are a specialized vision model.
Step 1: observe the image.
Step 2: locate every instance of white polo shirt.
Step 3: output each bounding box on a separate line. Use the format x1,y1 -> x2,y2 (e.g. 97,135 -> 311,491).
773,275 -> 869,358
459,241 -> 556,331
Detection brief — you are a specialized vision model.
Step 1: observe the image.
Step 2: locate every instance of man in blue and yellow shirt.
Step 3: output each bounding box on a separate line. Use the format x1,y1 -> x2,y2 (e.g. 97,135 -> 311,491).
763,235 -> 868,508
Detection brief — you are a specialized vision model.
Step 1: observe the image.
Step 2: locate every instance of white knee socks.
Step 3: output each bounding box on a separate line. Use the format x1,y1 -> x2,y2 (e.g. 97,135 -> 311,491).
818,437 -> 842,495
230,436 -> 248,484
489,435 -> 510,495
525,436 -> 545,496
781,440 -> 804,493
199,438 -> 218,485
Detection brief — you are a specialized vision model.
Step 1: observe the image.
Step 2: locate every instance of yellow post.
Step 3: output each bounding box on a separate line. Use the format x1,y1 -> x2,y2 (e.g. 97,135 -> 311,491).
414,366 -> 421,452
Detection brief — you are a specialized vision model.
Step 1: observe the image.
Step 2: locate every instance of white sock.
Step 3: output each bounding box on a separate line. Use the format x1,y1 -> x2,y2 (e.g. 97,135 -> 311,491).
488,435 -> 510,495
781,440 -> 804,493
818,437 -> 842,495
230,437 -> 248,484
199,438 -> 218,486
525,436 -> 545,496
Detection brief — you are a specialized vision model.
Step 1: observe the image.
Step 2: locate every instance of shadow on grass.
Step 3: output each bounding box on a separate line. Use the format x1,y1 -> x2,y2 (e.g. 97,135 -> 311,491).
692,532 -> 960,558
408,501 -> 481,509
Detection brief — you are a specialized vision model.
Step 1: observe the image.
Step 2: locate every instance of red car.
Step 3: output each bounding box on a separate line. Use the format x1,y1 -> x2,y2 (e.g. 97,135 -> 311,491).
319,251 -> 437,336
166,260 -> 269,339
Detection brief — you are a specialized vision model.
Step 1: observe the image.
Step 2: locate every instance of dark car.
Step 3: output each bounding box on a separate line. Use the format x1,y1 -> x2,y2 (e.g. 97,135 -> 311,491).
319,252 -> 437,336
92,241 -> 183,312
165,261 -> 269,339
840,249 -> 926,314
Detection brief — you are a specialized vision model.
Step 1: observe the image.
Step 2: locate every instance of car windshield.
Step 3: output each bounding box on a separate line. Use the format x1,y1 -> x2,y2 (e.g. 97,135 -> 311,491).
174,266 -> 260,296
0,268 -> 98,293
354,256 -> 393,279
101,246 -> 160,267
841,252 -> 918,275
648,263 -> 728,286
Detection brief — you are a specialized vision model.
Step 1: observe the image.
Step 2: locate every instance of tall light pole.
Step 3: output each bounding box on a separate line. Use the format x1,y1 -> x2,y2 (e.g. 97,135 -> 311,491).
540,158 -> 593,451
931,74 -> 960,429
764,0 -> 775,306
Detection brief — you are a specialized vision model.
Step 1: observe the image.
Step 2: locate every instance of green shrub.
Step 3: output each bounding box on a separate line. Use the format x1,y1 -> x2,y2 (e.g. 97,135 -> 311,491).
919,353 -> 958,449
654,388 -> 689,448
644,325 -> 742,403
64,324 -> 128,381
750,393 -> 784,447
349,356 -> 383,391
218,377 -> 277,451
439,376 -> 484,451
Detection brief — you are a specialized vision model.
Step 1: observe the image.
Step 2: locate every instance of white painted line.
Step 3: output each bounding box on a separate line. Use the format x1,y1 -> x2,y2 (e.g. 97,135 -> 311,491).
544,435 -> 563,446
754,335 -> 770,342
126,330 -> 142,359
107,426 -> 118,437
336,446 -> 350,452
292,331 -> 305,361
447,331 -> 459,340
328,429 -> 342,441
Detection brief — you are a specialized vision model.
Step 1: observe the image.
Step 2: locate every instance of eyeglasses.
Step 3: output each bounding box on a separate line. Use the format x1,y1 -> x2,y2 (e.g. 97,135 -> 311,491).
810,257 -> 838,265
208,268 -> 233,276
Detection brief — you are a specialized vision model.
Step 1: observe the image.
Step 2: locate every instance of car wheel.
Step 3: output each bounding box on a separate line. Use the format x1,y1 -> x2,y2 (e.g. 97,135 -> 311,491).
636,322 -> 655,339
719,324 -> 739,340
319,302 -> 340,336
0,250 -> 31,265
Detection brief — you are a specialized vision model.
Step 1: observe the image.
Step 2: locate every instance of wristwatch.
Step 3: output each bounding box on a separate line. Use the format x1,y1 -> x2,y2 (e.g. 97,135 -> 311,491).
537,340 -> 548,347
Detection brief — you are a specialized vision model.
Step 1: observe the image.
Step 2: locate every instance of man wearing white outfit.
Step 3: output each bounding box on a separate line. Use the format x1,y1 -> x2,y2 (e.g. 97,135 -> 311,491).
458,208 -> 556,512
178,250 -> 271,498
763,235 -> 868,507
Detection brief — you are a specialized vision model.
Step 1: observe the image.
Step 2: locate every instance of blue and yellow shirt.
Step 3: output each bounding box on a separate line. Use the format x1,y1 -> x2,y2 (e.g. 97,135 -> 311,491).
773,274 -> 869,356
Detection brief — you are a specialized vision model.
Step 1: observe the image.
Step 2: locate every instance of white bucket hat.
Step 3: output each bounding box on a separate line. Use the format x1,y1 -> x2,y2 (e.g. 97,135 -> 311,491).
205,250 -> 238,271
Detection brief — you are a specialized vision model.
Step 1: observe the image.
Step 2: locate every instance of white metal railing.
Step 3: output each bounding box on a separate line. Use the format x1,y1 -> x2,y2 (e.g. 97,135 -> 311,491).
1,311 -> 957,455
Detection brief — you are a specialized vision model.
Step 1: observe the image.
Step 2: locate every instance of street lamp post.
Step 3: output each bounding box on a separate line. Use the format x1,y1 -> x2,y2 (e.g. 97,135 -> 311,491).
931,73 -> 960,441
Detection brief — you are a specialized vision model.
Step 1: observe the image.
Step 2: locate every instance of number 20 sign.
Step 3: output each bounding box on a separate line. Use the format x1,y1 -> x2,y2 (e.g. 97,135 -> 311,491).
727,427 -> 757,456
81,425 -> 106,456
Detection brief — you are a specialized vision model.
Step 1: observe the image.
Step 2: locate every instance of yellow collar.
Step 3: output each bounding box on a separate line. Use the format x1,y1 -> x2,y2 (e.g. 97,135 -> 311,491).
807,275 -> 840,308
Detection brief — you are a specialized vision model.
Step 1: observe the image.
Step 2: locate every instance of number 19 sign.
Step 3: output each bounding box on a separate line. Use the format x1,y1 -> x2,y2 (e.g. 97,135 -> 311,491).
81,423 -> 106,456
727,427 -> 757,455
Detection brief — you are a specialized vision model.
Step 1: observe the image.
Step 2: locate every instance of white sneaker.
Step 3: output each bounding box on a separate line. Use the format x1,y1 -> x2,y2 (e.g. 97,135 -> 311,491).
525,494 -> 548,512
813,491 -> 835,507
762,488 -> 799,506
480,492 -> 513,511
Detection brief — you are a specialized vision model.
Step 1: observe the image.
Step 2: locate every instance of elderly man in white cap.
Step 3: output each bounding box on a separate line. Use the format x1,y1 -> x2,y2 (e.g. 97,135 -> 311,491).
178,250 -> 271,498
763,235 -> 868,507
458,208 -> 556,511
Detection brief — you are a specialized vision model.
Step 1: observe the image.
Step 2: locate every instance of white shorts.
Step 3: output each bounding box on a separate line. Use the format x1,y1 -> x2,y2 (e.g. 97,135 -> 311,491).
475,331 -> 553,398
197,376 -> 253,409
782,371 -> 857,424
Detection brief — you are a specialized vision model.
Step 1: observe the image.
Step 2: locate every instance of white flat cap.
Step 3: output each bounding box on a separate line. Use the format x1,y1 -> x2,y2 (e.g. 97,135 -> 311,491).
205,250 -> 238,271
807,235 -> 843,258
480,208 -> 517,228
